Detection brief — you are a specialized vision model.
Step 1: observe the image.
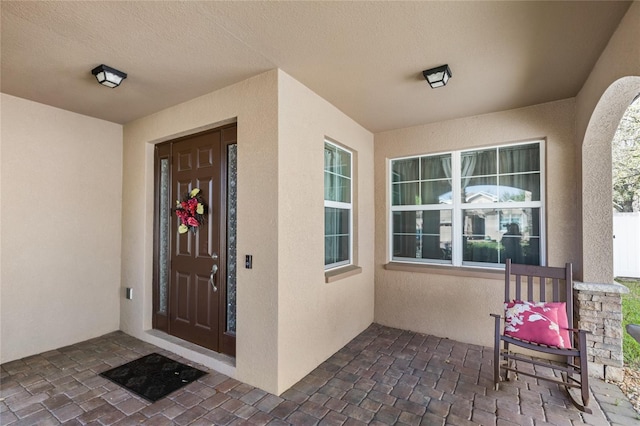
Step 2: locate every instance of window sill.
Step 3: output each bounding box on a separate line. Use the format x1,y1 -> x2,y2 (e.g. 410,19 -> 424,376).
325,264 -> 362,283
384,262 -> 504,280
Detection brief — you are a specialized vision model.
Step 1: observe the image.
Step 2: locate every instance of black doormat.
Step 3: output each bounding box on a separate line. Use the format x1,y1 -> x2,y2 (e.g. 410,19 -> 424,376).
99,353 -> 207,402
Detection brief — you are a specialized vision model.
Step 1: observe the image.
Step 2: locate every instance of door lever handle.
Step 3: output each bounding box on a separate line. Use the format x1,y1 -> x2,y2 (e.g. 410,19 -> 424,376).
209,264 -> 218,292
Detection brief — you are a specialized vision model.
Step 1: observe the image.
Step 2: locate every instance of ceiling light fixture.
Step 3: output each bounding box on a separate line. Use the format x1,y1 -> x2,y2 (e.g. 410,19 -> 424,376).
91,64 -> 127,88
422,64 -> 452,89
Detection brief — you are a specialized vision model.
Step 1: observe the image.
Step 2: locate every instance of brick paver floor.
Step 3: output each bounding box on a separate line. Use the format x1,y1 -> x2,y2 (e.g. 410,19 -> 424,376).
1,324 -> 638,425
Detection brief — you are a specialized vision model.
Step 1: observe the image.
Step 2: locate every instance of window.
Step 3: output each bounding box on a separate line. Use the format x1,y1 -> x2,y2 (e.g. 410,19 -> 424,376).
390,141 -> 544,267
325,141 -> 352,269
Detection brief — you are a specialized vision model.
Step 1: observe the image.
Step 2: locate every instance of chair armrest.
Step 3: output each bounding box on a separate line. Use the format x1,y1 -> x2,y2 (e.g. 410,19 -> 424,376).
491,313 -> 502,336
491,313 -> 503,354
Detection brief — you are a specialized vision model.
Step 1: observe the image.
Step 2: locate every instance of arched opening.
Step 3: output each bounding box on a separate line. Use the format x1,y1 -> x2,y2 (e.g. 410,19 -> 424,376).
612,97 -> 640,278
581,77 -> 640,284
576,77 -> 639,384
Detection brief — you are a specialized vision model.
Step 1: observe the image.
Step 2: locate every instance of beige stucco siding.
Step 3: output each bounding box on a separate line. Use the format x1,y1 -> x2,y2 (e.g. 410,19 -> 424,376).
374,99 -> 577,347
121,69 -> 374,395
0,94 -> 123,363
576,2 -> 640,147
575,2 -> 640,283
276,71 -> 374,393
2,0 -> 636,393
121,70 -> 280,393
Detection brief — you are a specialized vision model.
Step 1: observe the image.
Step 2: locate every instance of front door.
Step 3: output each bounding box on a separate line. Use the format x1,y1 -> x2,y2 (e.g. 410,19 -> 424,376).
153,124 -> 236,357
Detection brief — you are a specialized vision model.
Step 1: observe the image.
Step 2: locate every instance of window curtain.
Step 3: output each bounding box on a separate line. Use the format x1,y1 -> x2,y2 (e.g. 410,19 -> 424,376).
422,155 -> 450,259
499,144 -> 540,201
462,150 -> 496,198
324,146 -> 335,200
393,211 -> 418,258
392,158 -> 419,205
324,146 -> 346,201
460,153 -> 477,188
392,159 -> 419,257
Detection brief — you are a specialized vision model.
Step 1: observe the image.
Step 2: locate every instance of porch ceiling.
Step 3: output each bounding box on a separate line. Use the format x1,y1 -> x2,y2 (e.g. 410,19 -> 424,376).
0,1 -> 632,132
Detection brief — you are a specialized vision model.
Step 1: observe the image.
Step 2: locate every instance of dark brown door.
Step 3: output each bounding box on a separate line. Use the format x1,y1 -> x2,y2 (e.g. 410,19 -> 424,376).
153,124 -> 236,356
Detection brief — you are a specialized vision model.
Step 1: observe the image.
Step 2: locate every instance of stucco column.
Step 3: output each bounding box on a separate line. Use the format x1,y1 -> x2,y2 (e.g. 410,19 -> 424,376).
578,77 -> 640,284
573,281 -> 629,382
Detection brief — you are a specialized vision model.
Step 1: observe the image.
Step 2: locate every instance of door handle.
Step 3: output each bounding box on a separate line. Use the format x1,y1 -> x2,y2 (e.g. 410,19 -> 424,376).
210,264 -> 218,292
209,252 -> 219,292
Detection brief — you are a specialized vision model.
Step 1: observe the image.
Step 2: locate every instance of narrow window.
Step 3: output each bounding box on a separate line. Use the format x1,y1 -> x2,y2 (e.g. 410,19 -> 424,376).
324,141 -> 352,269
226,143 -> 237,334
158,157 -> 170,314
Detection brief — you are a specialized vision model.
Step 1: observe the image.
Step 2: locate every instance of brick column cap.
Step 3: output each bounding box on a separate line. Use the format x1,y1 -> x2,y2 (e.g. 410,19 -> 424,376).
573,281 -> 629,294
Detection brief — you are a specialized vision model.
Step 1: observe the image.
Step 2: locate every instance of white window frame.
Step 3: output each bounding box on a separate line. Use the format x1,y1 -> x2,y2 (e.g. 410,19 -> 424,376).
388,140 -> 546,268
324,140 -> 353,270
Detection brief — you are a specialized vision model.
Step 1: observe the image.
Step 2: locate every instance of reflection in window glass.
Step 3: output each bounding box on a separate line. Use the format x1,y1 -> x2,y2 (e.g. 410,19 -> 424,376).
421,155 -> 450,179
422,180 -> 452,204
392,158 -> 419,182
462,208 -> 540,265
499,143 -> 540,174
461,144 -> 540,204
324,141 -> 353,269
392,210 -> 452,262
392,154 -> 452,206
325,207 -> 350,265
462,177 -> 497,203
462,149 -> 496,177
393,182 -> 420,206
390,141 -> 543,267
499,174 -> 540,201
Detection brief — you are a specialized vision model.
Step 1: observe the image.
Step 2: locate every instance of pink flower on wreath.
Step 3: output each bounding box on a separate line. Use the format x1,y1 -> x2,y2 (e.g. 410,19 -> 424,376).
175,187 -> 208,234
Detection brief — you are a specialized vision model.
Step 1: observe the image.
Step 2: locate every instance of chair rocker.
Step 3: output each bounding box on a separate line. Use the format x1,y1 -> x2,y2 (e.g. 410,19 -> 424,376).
490,259 -> 591,413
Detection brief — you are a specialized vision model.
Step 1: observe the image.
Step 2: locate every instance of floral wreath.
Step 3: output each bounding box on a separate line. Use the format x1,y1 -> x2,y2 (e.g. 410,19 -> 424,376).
175,188 -> 208,234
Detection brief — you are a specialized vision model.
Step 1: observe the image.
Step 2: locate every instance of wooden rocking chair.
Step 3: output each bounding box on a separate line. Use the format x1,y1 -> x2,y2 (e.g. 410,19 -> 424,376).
490,259 -> 591,413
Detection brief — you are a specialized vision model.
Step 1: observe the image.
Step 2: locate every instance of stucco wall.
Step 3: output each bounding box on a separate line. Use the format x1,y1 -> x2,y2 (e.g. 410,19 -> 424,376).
374,99 -> 577,347
0,94 -> 123,362
276,72 -> 374,393
575,2 -> 640,283
121,70 -> 280,393
121,69 -> 374,394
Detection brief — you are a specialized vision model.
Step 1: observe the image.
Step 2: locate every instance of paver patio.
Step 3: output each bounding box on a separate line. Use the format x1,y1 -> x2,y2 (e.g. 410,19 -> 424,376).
1,324 -> 637,425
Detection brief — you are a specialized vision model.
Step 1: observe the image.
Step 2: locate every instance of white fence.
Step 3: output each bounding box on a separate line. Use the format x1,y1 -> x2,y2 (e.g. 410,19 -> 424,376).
613,211 -> 640,278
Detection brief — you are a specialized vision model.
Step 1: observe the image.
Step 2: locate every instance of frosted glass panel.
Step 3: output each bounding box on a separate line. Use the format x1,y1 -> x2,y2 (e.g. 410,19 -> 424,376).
159,159 -> 169,314
226,144 -> 237,334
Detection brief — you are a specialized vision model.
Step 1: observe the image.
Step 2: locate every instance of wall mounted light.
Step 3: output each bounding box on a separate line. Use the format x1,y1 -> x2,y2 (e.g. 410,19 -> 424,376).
91,64 -> 127,88
422,64 -> 452,88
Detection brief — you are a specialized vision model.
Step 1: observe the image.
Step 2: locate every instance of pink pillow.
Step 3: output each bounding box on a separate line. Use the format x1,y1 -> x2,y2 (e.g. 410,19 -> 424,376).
504,301 -> 570,348
543,302 -> 572,348
509,302 -> 571,346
